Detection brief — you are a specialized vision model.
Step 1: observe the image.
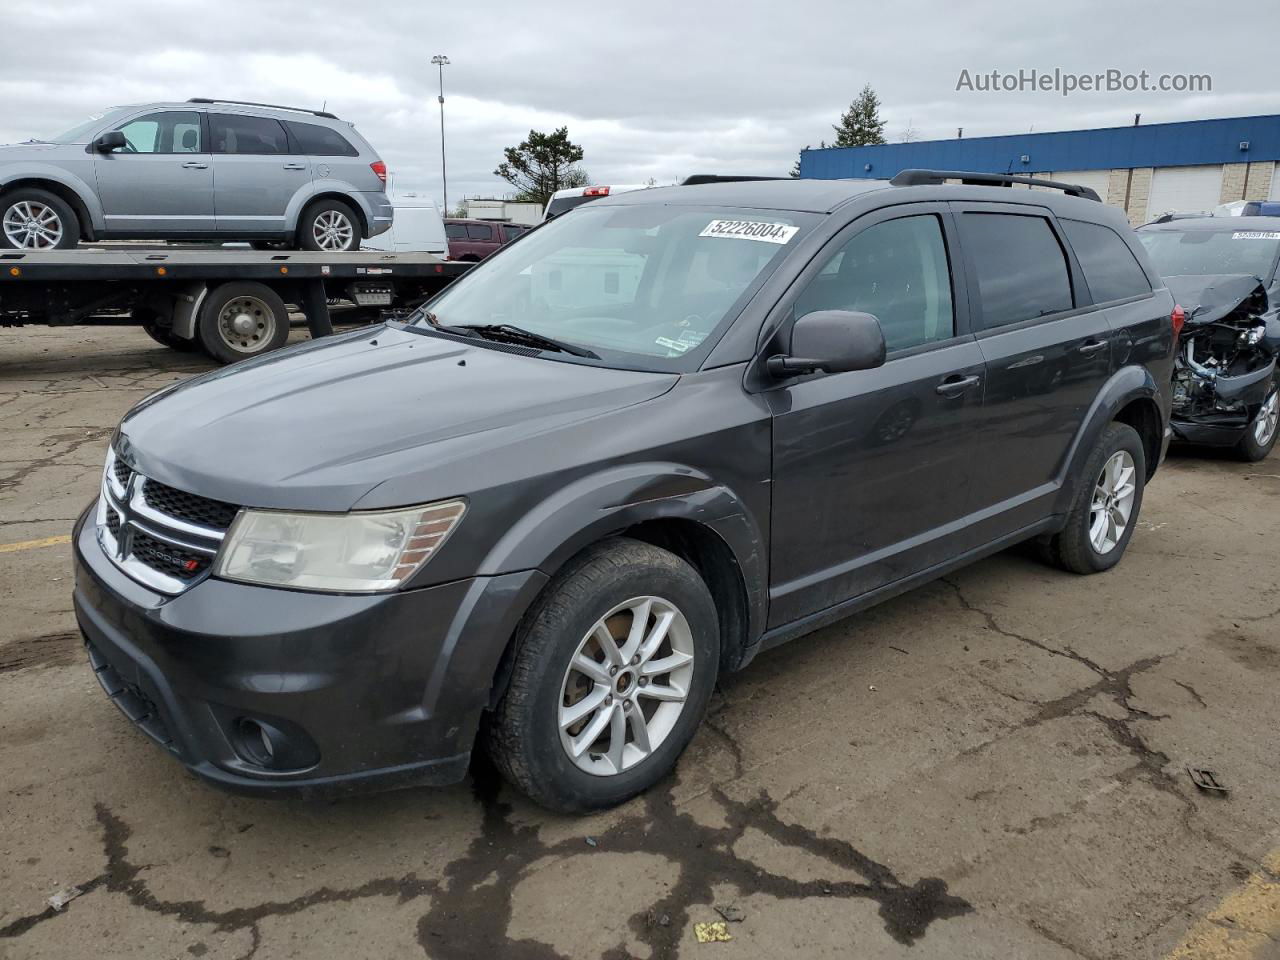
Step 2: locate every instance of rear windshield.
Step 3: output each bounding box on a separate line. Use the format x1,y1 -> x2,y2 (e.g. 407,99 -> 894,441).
544,194 -> 601,219
416,203 -> 817,372
1138,228 -> 1280,278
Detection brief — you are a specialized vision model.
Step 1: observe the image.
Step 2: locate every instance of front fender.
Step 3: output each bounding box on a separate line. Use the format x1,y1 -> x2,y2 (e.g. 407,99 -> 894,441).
0,163 -> 104,229
1054,364 -> 1163,514
477,461 -> 769,643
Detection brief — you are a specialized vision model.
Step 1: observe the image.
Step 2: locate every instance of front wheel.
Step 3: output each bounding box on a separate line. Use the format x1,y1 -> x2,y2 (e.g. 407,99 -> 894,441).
0,188 -> 80,250
1236,386 -> 1278,462
1042,422 -> 1146,574
485,539 -> 720,813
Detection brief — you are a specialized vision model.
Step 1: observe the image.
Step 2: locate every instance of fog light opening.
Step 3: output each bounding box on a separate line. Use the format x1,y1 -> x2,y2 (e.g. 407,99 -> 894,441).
235,718 -> 276,767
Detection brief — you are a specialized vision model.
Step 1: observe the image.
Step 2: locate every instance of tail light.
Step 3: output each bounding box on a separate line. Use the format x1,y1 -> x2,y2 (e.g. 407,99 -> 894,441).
370,160 -> 387,185
583,186 -> 610,196
1171,304 -> 1186,340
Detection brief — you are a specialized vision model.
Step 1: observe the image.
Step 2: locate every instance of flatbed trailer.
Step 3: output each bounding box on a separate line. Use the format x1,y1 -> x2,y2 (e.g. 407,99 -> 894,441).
0,247 -> 472,363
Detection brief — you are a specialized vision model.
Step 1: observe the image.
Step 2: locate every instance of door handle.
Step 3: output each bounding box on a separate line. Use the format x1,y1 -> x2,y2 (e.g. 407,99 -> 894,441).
283,163 -> 307,171
1078,339 -> 1108,355
180,161 -> 208,169
936,374 -> 981,397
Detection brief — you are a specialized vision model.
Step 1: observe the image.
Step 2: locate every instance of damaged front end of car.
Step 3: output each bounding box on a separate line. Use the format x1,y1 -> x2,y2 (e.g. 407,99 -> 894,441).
1166,274 -> 1280,448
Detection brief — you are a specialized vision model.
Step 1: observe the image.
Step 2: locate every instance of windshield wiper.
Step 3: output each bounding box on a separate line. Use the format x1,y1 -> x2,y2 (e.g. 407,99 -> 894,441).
455,323 -> 600,359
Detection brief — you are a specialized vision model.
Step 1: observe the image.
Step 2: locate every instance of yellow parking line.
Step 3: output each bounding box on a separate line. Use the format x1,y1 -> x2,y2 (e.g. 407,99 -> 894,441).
0,534 -> 72,554
1165,850 -> 1280,959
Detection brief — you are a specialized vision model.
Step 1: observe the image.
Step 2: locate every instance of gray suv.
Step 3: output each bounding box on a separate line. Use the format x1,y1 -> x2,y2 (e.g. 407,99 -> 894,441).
0,99 -> 392,251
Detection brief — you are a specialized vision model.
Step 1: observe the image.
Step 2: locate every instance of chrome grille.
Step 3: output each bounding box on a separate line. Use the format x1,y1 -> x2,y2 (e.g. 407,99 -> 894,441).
97,448 -> 239,595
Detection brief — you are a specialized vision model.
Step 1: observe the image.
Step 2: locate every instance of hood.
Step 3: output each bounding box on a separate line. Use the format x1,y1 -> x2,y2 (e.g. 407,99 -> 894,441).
1164,274 -> 1268,325
0,141 -> 64,156
118,324 -> 678,511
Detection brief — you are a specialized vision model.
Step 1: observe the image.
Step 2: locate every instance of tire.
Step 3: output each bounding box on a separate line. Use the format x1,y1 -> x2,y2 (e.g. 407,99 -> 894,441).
1042,422 -> 1146,574
296,199 -> 361,252
196,282 -> 290,364
485,538 -> 720,813
1235,385 -> 1278,462
0,188 -> 79,250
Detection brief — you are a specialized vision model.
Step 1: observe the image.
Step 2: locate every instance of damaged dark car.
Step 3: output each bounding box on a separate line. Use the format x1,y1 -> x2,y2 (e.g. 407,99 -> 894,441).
1138,217 -> 1280,460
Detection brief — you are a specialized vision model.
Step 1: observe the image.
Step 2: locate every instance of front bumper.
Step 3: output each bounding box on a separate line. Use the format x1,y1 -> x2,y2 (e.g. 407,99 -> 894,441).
72,504 -> 546,798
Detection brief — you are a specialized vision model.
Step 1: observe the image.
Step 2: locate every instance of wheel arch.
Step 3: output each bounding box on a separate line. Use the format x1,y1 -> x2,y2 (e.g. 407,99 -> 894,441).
0,176 -> 98,240
479,464 -> 769,708
295,191 -> 370,238
1054,365 -> 1164,514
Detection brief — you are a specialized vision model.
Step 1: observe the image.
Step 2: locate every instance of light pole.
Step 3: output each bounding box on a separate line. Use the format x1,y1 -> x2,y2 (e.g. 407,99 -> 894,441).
431,54 -> 450,215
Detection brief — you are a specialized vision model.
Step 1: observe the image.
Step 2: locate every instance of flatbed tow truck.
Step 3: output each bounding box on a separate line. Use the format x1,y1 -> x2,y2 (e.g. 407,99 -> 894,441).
0,245 -> 471,363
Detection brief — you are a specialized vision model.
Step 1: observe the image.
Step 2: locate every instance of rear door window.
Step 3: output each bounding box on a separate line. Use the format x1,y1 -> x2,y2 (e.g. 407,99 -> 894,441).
1062,219 -> 1151,303
445,223 -> 466,240
210,114 -> 289,155
959,213 -> 1074,329
285,120 -> 359,157
467,223 -> 495,241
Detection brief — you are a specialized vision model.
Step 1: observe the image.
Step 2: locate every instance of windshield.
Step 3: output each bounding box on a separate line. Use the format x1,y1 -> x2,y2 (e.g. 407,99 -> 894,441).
1138,228 -> 1280,279
416,203 -> 815,370
40,108 -> 131,144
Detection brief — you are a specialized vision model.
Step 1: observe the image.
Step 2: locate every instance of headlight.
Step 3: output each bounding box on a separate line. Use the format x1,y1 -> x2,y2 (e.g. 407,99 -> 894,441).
215,500 -> 466,593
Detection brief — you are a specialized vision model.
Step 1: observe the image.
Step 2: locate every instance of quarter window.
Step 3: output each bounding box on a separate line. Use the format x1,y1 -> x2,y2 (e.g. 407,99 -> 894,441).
794,215 -> 956,352
113,112 -> 203,154
959,213 -> 1073,329
284,120 -> 359,157
1062,220 -> 1151,303
210,114 -> 289,155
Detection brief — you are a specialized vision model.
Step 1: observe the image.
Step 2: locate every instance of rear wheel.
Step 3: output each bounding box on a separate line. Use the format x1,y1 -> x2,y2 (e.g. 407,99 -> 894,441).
1041,422 -> 1146,574
485,539 -> 720,813
196,282 -> 290,364
297,199 -> 360,252
1235,385 -> 1278,462
0,188 -> 79,250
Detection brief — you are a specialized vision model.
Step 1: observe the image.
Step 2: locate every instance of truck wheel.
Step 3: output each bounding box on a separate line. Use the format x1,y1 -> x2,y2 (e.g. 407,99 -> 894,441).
485,539 -> 720,813
1041,422 -> 1146,574
297,199 -> 360,252
197,282 -> 290,364
1235,386 -> 1278,462
0,188 -> 79,250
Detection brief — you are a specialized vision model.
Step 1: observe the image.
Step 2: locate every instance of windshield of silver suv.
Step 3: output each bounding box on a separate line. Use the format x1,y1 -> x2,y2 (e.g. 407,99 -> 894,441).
414,203 -> 818,371
40,108 -> 131,143
1138,226 -> 1280,277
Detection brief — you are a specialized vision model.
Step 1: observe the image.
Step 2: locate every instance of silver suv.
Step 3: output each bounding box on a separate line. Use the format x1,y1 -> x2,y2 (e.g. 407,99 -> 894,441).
0,99 -> 392,251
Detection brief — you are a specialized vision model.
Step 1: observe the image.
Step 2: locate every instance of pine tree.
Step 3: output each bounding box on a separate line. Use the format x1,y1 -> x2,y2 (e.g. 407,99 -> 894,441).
832,85 -> 887,147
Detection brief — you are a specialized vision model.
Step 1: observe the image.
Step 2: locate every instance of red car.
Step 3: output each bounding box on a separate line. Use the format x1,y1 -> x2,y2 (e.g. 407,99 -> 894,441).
444,218 -> 531,261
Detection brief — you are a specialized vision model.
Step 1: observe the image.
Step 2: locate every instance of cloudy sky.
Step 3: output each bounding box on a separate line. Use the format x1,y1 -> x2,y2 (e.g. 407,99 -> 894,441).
3,0 -> 1277,208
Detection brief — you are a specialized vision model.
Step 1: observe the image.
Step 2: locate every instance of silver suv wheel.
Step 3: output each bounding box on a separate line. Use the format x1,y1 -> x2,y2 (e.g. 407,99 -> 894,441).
558,596 -> 695,776
311,209 -> 355,251
1089,450 -> 1137,555
1253,389 -> 1279,448
2,200 -> 64,249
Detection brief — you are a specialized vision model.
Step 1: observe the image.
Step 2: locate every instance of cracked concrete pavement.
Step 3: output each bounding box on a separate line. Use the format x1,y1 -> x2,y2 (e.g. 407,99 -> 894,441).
2,325 -> 1279,960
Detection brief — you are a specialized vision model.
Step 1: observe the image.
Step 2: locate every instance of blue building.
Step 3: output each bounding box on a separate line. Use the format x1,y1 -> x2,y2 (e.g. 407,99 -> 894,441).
799,114 -> 1280,225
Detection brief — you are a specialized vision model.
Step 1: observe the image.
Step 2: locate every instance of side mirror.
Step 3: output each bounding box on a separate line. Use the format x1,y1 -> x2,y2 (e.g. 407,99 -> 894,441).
94,131 -> 127,153
767,310 -> 887,378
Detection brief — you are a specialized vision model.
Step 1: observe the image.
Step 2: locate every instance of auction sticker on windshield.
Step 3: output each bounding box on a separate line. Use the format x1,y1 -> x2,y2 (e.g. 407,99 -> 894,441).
1232,231 -> 1280,240
700,219 -> 799,244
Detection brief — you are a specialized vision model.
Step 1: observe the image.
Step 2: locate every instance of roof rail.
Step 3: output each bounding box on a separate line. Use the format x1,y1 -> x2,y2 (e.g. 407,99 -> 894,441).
889,169 -> 1102,202
680,175 -> 786,186
187,98 -> 339,120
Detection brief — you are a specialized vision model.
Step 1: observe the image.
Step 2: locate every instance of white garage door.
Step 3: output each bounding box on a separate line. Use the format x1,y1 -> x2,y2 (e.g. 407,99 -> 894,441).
1146,165 -> 1223,218
1045,169 -> 1112,200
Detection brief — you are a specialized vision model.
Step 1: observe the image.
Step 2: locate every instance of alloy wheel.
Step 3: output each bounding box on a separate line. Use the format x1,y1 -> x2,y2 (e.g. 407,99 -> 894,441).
1089,450 -> 1137,554
1254,389 -> 1279,447
217,296 -> 276,354
311,210 -> 355,251
557,596 -> 695,776
2,201 -> 64,249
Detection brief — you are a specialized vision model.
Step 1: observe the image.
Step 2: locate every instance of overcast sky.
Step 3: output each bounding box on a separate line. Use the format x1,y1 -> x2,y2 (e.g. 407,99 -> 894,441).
3,0 -> 1277,208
